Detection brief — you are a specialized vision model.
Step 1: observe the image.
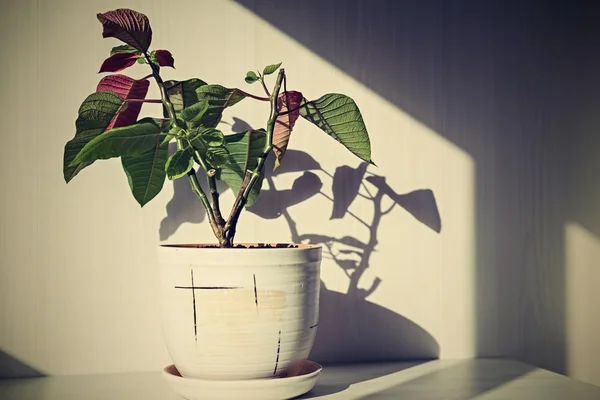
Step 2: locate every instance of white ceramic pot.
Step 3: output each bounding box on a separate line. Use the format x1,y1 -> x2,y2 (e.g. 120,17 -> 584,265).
158,244 -> 321,380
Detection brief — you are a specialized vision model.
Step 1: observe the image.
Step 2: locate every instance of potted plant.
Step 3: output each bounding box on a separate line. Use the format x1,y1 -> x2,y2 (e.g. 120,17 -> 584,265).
63,7 -> 373,395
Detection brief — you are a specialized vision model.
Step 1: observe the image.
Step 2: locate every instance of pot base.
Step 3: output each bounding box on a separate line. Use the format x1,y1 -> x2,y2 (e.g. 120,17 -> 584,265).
162,361 -> 322,400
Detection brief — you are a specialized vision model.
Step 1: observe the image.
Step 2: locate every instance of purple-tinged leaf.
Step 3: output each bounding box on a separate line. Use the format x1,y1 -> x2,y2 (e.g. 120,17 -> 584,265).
273,90 -> 303,170
154,50 -> 174,68
99,52 -> 139,73
97,9 -> 152,52
96,74 -> 150,130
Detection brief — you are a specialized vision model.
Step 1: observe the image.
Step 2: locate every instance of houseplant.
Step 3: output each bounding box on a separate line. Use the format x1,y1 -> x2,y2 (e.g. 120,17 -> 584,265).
63,7 -> 373,387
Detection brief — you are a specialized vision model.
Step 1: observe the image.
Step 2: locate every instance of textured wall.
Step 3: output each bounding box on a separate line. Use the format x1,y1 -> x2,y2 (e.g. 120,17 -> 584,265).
0,0 -> 598,387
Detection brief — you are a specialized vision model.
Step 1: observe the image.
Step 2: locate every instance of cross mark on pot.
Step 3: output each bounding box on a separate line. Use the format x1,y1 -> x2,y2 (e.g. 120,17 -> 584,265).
174,269 -> 243,343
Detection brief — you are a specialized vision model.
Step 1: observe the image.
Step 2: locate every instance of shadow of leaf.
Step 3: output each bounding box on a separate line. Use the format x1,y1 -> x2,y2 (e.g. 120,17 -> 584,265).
331,162 -> 369,219
247,171 -> 322,219
230,117 -> 253,133
366,176 -> 442,233
266,149 -> 322,176
395,189 -> 442,233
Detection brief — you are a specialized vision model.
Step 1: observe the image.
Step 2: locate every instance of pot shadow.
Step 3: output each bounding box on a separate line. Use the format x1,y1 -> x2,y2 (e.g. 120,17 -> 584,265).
159,119 -> 443,394
248,154 -> 442,368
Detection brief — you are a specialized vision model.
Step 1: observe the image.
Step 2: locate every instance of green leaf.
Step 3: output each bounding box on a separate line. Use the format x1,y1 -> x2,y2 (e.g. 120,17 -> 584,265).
149,51 -> 158,66
188,128 -> 228,168
263,62 -> 282,76
195,85 -> 246,128
300,93 -> 373,164
161,125 -> 183,146
180,100 -> 209,128
71,118 -> 167,165
110,44 -> 141,55
245,71 -> 259,84
165,148 -> 194,180
121,141 -> 168,206
164,81 -> 245,129
217,131 -> 266,206
63,91 -> 124,182
200,128 -> 225,147
164,78 -> 208,114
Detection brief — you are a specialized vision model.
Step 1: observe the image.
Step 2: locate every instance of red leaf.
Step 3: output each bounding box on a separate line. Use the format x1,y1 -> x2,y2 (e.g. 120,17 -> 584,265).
96,74 -> 150,131
273,91 -> 303,169
99,52 -> 139,73
154,50 -> 175,68
97,9 -> 152,52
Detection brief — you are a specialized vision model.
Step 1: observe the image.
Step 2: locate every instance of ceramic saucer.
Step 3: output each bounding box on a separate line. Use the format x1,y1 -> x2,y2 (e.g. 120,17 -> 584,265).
162,360 -> 322,400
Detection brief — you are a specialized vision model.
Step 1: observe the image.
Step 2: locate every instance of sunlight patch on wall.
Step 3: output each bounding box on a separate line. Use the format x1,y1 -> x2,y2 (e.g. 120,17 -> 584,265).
217,1 -> 477,358
565,222 -> 600,386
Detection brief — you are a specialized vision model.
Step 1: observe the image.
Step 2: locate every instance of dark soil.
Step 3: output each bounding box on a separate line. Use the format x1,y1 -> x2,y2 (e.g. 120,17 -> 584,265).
161,243 -> 308,249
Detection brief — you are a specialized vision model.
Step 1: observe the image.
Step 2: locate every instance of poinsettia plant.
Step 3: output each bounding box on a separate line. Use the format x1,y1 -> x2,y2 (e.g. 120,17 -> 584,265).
63,8 -> 373,247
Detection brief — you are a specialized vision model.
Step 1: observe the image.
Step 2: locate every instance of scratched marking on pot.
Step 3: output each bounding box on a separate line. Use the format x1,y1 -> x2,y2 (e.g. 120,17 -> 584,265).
253,273 -> 259,313
174,269 -> 244,343
274,329 -> 282,375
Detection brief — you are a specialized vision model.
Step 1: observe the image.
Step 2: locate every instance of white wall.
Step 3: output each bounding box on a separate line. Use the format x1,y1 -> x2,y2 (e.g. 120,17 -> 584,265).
0,0 -> 597,387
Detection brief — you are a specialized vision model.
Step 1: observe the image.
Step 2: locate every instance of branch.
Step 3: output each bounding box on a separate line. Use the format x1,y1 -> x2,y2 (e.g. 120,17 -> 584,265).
144,53 -> 225,244
260,78 -> 271,97
223,69 -> 286,246
200,155 -> 225,227
223,88 -> 270,109
125,99 -> 162,103
186,166 -> 224,242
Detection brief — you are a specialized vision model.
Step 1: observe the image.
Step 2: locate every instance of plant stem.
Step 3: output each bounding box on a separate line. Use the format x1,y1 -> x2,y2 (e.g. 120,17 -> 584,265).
235,89 -> 270,102
223,69 -> 285,246
185,167 -> 224,241
125,99 -> 162,103
194,149 -> 225,227
145,54 -> 225,244
260,78 -> 271,97
223,89 -> 270,109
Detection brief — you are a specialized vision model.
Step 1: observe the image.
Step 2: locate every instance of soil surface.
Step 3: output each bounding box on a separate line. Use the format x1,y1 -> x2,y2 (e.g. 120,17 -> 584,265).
161,243 -> 308,249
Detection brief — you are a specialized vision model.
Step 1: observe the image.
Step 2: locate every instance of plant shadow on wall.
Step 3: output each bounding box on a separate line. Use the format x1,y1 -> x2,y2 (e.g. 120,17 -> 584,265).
161,119 -> 443,370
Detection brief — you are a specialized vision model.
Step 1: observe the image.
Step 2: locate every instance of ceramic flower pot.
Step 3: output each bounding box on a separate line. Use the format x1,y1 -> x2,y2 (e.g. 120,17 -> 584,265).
158,243 -> 321,380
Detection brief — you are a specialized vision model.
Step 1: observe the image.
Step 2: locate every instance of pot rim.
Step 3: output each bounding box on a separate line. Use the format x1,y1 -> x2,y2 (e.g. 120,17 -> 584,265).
159,243 -> 322,250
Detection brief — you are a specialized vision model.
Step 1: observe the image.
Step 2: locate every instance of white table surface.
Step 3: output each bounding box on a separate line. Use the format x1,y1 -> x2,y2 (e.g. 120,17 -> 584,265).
1,359 -> 599,399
